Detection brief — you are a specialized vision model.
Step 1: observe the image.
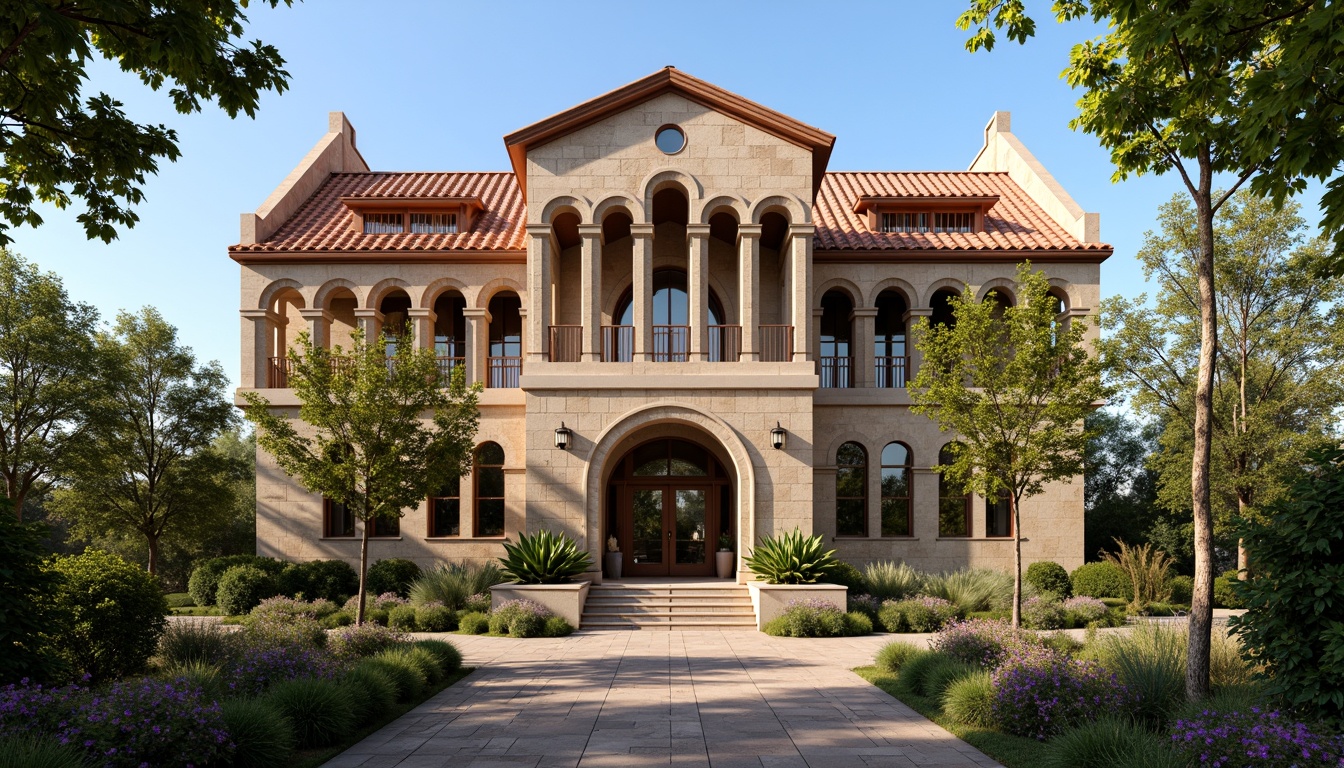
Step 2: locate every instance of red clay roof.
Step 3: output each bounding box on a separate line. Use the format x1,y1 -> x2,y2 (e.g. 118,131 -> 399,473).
230,170 -> 1108,255
815,172 -> 1110,252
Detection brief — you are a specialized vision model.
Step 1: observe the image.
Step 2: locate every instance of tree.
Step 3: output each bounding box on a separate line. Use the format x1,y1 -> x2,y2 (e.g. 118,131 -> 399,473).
243,327 -> 480,625
0,496 -> 67,684
0,0 -> 294,244
1101,192 -> 1344,576
955,0 -> 1344,700
49,308 -> 239,575
911,263 -> 1108,627
0,250 -> 101,518
1083,409 -> 1162,561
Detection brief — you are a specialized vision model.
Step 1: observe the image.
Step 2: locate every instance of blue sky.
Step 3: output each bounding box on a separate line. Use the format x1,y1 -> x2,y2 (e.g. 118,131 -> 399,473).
10,0 -> 1325,387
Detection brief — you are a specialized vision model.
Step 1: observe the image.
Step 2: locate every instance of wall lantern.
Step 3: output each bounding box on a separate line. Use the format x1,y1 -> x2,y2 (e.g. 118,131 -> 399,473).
770,422 -> 787,450
554,422 -> 572,450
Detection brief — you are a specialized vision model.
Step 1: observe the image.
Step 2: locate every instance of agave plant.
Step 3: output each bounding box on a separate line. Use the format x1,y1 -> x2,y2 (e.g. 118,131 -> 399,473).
498,530 -> 593,584
743,529 -> 838,584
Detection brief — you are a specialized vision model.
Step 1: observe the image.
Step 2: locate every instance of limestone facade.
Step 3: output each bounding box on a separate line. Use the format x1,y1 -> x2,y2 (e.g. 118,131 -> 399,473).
232,68 -> 1111,580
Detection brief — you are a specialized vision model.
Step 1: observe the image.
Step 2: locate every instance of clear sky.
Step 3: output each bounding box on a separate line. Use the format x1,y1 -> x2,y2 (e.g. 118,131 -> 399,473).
10,0 -> 1325,388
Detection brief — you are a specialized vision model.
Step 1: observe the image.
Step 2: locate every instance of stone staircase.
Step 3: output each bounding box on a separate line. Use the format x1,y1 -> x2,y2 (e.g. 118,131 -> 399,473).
580,582 -> 757,630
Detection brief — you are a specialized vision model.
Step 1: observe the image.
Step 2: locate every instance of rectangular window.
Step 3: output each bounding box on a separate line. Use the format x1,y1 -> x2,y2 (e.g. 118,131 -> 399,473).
881,467 -> 910,537
363,212 -> 403,234
986,493 -> 1012,537
428,476 -> 461,537
475,467 -> 505,537
933,212 -> 975,233
880,212 -> 929,233
409,212 -> 458,234
324,498 -> 355,538
836,467 -> 866,536
371,515 -> 400,537
938,496 -> 970,537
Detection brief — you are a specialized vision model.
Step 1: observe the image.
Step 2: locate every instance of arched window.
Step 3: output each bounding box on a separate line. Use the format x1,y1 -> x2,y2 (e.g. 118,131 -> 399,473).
986,492 -> 1013,538
487,294 -> 522,388
836,442 -> 867,537
474,442 -> 506,537
820,291 -> 854,388
938,443 -> 971,537
931,288 -> 959,329
881,442 -> 912,537
324,498 -> 355,538
874,290 -> 909,387
614,270 -> 724,362
433,292 -> 467,379
428,474 -> 461,538
379,290 -> 412,357
1047,289 -> 1068,345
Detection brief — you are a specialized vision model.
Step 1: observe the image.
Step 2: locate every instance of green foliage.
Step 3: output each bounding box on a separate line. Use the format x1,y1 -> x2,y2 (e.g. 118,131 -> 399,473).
365,558 -> 422,598
319,611 -> 354,629
923,568 -> 1015,613
862,561 -> 923,602
1171,685 -> 1266,725
1083,409 -> 1163,562
942,671 -> 995,729
0,499 -> 66,683
919,658 -> 978,699
1230,446 -> 1344,724
1104,540 -> 1174,608
743,528 -> 838,585
844,612 -> 873,636
1167,575 -> 1194,606
826,561 -> 866,592
164,593 -> 195,608
42,549 -> 167,682
355,657 -> 421,703
387,605 -> 417,631
763,603 -> 870,638
413,639 -> 463,677
543,616 -> 574,637
243,327 -> 480,624
414,603 -> 456,632
220,697 -> 295,768
498,530 -> 593,584
371,647 -> 432,693
1041,716 -> 1184,768
408,562 -> 507,610
1070,562 -> 1130,600
340,665 -> 396,727
263,678 -> 355,749
875,642 -> 923,673
1024,562 -> 1071,598
456,612 -> 489,635
895,651 -> 946,698
276,559 -> 359,603
487,603 -> 546,638
878,598 -> 962,634
1213,572 -> 1244,609
1093,621 -> 1186,727
216,565 -> 278,616
157,659 -> 226,702
0,735 -> 92,768
394,646 -> 443,685
187,554 -> 283,607
1021,597 -> 1066,630
156,619 -> 231,667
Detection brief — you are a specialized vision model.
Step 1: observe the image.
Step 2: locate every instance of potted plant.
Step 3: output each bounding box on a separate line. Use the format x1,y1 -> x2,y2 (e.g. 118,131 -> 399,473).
742,528 -> 847,629
716,533 -> 734,579
604,535 -> 622,580
491,530 -> 595,626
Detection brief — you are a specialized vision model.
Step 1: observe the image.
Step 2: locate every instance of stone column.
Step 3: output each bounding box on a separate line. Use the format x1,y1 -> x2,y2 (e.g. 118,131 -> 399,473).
407,307 -> 436,351
526,224 -> 552,363
353,308 -> 383,343
463,307 -> 489,387
852,306 -> 877,389
687,223 -> 710,361
738,224 -> 762,362
811,308 -> 823,377
299,308 -> 333,349
239,309 -> 279,388
789,224 -> 814,362
904,308 -> 932,385
631,223 -> 654,362
578,224 -> 603,362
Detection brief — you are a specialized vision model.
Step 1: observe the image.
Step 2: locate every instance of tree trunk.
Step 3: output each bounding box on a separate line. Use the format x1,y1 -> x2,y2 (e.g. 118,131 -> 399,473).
1187,160 -> 1217,702
356,520 -> 370,625
1010,491 -> 1022,629
1237,536 -> 1249,580
147,533 -> 159,575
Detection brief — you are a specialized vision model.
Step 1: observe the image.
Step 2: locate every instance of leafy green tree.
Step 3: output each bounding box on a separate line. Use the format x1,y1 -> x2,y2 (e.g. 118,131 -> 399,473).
1083,409 -> 1162,561
1101,193 -> 1344,576
0,0 -> 294,243
243,327 -> 480,624
0,496 -> 67,683
911,263 -> 1108,627
956,0 -> 1344,699
49,308 -> 239,576
0,250 -> 101,518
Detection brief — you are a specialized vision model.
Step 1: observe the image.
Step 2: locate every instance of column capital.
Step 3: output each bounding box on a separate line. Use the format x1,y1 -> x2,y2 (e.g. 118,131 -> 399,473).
462,307 -> 491,321
353,308 -> 384,320
240,308 -> 282,323
787,223 -> 816,237
738,224 -> 763,238
577,224 -> 603,237
525,223 -> 552,238
904,308 -> 933,321
630,223 -> 655,238
1064,307 -> 1092,318
851,307 -> 880,319
812,308 -> 825,318
407,307 -> 436,319
298,308 -> 333,322
686,223 -> 711,238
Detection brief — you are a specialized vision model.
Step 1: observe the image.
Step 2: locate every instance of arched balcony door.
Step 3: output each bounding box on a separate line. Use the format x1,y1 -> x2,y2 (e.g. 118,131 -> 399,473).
613,270 -> 725,362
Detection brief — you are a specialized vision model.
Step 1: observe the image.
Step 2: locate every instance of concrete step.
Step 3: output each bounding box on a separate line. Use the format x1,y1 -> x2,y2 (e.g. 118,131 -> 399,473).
581,582 -> 756,631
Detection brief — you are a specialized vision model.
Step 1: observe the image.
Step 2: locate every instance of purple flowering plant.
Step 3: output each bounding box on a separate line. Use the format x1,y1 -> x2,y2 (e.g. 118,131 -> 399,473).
930,618 -> 1050,670
990,653 -> 1135,740
327,623 -> 407,659
1170,708 -> 1344,767
223,645 -> 341,696
1061,595 -> 1109,623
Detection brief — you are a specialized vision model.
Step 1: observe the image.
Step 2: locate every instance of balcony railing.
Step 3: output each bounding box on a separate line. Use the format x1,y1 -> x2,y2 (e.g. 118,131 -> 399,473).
436,356 -> 465,383
759,325 -> 794,363
875,356 -> 911,388
487,356 -> 521,388
267,356 -> 291,388
548,325 -> 582,363
652,325 -> 689,362
709,325 -> 740,362
820,356 -> 852,388
602,325 -> 633,362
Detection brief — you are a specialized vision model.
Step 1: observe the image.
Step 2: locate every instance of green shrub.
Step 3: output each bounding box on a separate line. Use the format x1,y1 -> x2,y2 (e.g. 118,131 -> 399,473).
157,619 -> 231,666
1171,684 -> 1266,724
220,697 -> 295,768
187,555 -> 284,607
216,565 -> 278,616
878,597 -> 960,633
1025,561 -> 1072,598
1210,630 -> 1253,688
1042,716 -> 1183,768
158,660 -> 226,701
843,612 -> 873,635
456,611 -> 489,634
543,616 -> 574,637
1167,575 -> 1194,606
42,549 -> 167,683
826,561 -> 866,592
408,562 -> 507,610
319,610 -> 354,629
275,560 -> 358,604
413,639 -> 463,676
895,651 -> 945,697
1094,621 -> 1186,726
862,561 -> 923,602
875,642 -> 923,673
340,665 -> 397,726
0,501 -> 67,684
0,735 -> 92,768
498,530 -> 593,584
373,646 -> 436,689
365,558 -> 422,598
263,678 -> 355,749
165,593 -> 196,608
1070,561 -> 1131,599
487,600 -> 552,638
1022,596 -> 1067,630
1100,597 -> 1127,608
922,568 -> 1014,613
387,605 -> 418,631
356,657 -> 422,702
763,601 -> 855,637
405,645 -> 445,684
919,657 -> 978,698
743,528 -> 838,584
414,603 -> 456,632
1213,571 -> 1244,609
941,671 -> 995,728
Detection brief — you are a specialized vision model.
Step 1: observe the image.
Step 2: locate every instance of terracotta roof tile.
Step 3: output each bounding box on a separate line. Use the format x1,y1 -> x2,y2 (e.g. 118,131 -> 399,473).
813,172 -> 1109,252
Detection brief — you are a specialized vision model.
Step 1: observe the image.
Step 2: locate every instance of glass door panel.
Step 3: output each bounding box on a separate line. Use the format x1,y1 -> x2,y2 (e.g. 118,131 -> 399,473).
674,489 -> 707,566
631,489 -> 665,567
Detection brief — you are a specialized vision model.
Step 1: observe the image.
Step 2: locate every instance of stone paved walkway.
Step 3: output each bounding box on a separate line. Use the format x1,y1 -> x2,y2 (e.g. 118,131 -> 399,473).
322,630 -> 1003,768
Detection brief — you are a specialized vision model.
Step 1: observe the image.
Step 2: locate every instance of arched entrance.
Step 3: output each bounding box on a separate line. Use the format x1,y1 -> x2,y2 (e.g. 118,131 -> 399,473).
606,437 -> 732,577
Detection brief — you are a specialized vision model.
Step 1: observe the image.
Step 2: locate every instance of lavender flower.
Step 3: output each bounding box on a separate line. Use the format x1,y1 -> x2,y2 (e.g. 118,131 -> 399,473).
223,646 -> 341,696
931,618 -> 1050,670
327,623 -> 407,659
1171,708 -> 1344,767
990,654 -> 1134,740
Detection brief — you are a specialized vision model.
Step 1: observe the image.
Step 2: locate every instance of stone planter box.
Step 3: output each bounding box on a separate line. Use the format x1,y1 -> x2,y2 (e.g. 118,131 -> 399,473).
489,582 -> 591,628
747,582 -> 848,631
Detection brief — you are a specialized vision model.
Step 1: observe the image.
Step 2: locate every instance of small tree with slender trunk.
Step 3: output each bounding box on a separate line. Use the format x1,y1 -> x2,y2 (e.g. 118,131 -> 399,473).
911,263 -> 1108,627
243,326 -> 479,625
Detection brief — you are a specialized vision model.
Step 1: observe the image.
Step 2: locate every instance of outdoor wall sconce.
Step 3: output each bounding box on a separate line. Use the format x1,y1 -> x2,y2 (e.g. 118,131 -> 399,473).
770,422 -> 787,450
554,422 -> 572,450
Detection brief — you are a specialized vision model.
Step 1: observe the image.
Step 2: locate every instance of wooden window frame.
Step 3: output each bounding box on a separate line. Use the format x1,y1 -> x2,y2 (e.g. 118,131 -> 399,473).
427,475 -> 462,538
835,442 -> 868,538
855,195 -> 998,235
880,442 -> 913,537
937,445 -> 972,538
473,442 -> 506,539
370,515 -> 400,538
985,491 -> 1014,538
323,497 -> 356,538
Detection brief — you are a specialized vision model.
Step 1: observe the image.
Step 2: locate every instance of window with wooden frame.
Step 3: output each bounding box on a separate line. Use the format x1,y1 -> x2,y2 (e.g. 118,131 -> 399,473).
324,498 -> 355,538
836,442 -> 867,537
362,212 -> 403,234
880,442 -> 912,537
428,475 -> 461,538
880,212 -> 929,233
474,442 -> 506,538
986,491 -> 1013,538
343,196 -> 482,236
937,443 -> 971,537
371,515 -> 400,538
855,195 -> 998,235
409,212 -> 458,234
933,212 -> 975,233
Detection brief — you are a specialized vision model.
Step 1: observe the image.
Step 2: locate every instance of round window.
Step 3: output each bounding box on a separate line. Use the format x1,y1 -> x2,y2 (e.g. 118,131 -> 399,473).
654,124 -> 686,154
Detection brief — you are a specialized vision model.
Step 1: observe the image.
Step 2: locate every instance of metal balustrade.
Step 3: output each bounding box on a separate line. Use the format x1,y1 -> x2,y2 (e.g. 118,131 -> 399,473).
875,356 -> 910,388
487,356 -> 522,388
548,325 -> 582,363
758,325 -> 793,363
652,325 -> 689,362
708,325 -> 740,362
601,325 -> 633,362
820,356 -> 853,388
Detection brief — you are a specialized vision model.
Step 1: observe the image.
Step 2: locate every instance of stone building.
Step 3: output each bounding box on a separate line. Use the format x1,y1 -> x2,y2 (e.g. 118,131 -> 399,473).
233,68 -> 1111,582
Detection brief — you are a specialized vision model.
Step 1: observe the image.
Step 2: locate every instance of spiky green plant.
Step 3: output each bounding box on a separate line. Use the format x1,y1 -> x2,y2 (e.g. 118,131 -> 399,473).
863,561 -> 923,601
498,530 -> 592,584
1103,540 -> 1173,608
408,562 -> 506,609
922,568 -> 1015,613
743,529 -> 838,584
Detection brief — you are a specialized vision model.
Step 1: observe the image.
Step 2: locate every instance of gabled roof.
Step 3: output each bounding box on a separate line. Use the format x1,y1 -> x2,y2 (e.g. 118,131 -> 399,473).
503,67 -> 836,199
